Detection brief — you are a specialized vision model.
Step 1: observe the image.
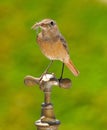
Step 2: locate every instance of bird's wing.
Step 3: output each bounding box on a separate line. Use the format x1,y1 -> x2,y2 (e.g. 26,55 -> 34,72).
59,34 -> 69,54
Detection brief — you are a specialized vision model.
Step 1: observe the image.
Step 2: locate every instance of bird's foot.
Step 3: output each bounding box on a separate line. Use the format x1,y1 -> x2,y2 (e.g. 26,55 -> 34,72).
39,71 -> 47,81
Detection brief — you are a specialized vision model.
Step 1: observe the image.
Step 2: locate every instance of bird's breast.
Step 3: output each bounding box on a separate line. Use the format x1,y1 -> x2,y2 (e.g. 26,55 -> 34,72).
37,35 -> 69,62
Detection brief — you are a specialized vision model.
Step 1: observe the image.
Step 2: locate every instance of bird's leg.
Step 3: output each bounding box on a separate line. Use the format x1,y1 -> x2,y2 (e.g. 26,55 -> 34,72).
44,60 -> 53,73
40,60 -> 53,81
59,63 -> 64,80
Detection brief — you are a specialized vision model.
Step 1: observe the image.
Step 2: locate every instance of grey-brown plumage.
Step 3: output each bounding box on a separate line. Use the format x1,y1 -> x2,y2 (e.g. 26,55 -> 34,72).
32,19 -> 79,76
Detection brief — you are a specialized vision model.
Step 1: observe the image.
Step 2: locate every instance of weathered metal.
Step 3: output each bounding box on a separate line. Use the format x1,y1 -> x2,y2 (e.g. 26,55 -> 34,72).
24,73 -> 71,130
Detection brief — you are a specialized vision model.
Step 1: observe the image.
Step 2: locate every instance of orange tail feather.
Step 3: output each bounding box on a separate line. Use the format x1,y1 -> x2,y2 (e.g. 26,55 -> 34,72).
64,59 -> 79,76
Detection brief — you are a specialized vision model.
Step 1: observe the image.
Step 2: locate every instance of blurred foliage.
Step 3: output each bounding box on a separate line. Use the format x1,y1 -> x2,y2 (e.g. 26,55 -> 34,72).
0,0 -> 107,130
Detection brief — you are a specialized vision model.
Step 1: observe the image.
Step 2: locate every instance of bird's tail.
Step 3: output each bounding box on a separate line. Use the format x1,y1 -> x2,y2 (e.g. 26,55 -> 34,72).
64,59 -> 79,76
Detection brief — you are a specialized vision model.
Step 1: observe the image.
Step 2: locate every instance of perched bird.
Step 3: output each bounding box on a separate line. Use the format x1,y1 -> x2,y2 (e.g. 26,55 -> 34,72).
32,19 -> 79,78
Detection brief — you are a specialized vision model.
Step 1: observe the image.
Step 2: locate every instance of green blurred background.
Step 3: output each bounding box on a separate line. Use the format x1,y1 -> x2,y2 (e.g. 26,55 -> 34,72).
0,0 -> 107,130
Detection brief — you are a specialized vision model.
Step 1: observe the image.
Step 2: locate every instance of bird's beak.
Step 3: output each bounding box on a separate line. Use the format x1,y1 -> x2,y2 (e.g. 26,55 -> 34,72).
31,22 -> 41,30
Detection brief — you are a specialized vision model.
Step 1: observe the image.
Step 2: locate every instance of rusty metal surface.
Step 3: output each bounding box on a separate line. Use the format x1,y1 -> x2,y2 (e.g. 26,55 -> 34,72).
24,73 -> 71,130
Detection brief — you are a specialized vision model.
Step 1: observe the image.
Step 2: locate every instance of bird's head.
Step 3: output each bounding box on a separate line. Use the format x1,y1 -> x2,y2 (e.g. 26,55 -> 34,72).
32,19 -> 59,34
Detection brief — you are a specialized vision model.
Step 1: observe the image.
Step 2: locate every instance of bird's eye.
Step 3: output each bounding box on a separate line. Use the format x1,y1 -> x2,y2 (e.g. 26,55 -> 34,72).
50,21 -> 55,26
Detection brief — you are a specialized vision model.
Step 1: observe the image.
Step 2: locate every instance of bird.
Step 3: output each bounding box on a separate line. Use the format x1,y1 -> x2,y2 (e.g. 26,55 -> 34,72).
32,19 -> 79,79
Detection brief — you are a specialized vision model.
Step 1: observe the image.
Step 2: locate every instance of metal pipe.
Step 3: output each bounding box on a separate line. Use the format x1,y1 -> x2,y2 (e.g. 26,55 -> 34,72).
24,73 -> 71,130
